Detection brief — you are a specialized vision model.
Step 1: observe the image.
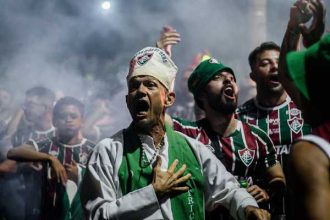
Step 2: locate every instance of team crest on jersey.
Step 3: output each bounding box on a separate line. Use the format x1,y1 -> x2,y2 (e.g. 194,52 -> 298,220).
238,148 -> 255,167
290,108 -> 301,116
287,117 -> 303,134
79,153 -> 89,165
137,53 -> 153,65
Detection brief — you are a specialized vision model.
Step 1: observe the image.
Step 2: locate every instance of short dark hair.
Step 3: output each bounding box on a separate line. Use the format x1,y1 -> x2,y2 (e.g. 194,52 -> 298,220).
248,41 -> 280,70
25,86 -> 55,106
53,96 -> 85,119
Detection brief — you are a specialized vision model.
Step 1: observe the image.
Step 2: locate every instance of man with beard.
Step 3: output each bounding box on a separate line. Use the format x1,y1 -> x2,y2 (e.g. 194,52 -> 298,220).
171,58 -> 285,219
8,96 -> 95,220
80,47 -> 270,220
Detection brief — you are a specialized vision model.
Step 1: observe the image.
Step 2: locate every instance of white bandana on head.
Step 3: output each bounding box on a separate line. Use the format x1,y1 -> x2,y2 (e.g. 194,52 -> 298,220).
127,47 -> 178,91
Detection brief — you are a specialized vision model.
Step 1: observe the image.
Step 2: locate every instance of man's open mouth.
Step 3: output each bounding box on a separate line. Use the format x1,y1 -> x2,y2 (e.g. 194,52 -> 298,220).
269,74 -> 280,84
134,100 -> 150,116
223,86 -> 235,99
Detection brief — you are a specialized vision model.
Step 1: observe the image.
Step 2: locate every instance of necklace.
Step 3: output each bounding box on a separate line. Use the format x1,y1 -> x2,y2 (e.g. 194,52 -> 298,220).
140,137 -> 165,168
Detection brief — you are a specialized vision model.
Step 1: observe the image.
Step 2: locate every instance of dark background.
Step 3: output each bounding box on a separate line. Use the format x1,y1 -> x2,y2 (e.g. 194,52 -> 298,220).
0,0 -> 329,129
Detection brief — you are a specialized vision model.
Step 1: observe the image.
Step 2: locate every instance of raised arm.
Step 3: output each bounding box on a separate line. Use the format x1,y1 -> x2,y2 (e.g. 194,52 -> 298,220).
299,0 -> 326,47
279,0 -> 326,107
156,25 -> 181,57
4,108 -> 24,138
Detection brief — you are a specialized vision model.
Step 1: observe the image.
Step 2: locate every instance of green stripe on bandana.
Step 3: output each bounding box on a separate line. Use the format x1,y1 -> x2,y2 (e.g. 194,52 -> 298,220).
118,124 -> 204,220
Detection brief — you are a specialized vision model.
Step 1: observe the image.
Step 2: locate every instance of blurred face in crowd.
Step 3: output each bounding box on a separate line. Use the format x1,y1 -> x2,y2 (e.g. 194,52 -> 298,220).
201,71 -> 238,114
250,49 -> 283,95
23,95 -> 49,123
53,104 -> 83,138
126,75 -> 174,130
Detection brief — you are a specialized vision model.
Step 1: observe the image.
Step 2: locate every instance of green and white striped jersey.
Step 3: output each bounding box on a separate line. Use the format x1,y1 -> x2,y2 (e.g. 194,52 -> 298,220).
28,137 -> 94,220
236,96 -> 311,170
173,117 -> 278,186
237,96 -> 311,219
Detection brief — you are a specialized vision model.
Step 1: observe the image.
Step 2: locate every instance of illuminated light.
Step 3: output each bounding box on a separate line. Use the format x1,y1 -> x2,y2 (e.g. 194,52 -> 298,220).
101,1 -> 111,10
201,54 -> 211,62
256,10 -> 264,16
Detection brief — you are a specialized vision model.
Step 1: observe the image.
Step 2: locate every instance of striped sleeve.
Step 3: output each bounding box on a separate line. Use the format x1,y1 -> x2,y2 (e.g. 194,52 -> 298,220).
172,117 -> 200,139
249,124 -> 277,168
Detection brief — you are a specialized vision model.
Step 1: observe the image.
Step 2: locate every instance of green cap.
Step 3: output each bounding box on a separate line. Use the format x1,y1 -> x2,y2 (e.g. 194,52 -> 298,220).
286,34 -> 330,100
188,58 -> 235,96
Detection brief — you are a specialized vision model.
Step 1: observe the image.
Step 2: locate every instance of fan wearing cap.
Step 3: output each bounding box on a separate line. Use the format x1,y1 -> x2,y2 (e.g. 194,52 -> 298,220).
278,1 -> 330,218
81,47 -> 270,220
171,58 -> 285,218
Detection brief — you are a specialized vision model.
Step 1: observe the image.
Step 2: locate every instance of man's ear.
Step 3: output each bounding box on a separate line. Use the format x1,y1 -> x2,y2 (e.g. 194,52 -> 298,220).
165,92 -> 176,107
249,71 -> 256,82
